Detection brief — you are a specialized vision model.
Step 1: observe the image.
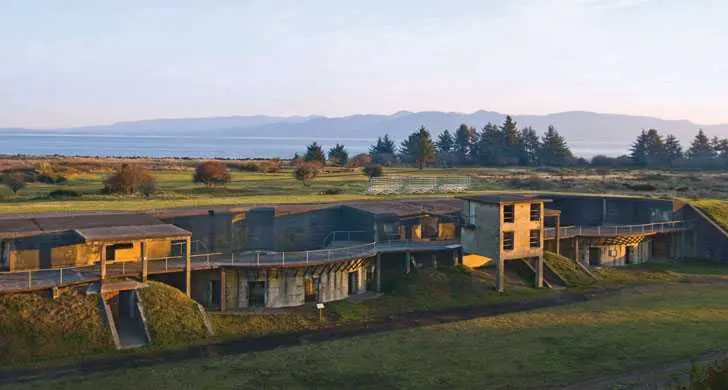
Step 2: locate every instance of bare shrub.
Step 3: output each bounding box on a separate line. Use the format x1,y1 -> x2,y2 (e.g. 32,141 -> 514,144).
193,161 -> 231,187
103,164 -> 155,195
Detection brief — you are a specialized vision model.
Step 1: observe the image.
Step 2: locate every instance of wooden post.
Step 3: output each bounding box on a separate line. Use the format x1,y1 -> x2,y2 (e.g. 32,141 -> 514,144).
375,253 -> 382,292
219,267 -> 226,312
185,237 -> 192,297
405,252 -> 411,274
536,256 -> 544,288
496,257 -> 504,293
100,244 -> 107,281
554,215 -> 561,256
140,240 -> 148,282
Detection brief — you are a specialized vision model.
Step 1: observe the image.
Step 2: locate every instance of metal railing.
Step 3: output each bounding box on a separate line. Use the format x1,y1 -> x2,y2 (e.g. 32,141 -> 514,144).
544,220 -> 691,239
0,253 -> 223,293
321,230 -> 368,246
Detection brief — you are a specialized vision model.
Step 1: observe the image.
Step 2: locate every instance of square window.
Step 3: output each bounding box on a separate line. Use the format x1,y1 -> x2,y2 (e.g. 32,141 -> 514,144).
530,203 -> 541,221
503,205 -> 515,223
529,229 -> 541,248
503,231 -> 515,251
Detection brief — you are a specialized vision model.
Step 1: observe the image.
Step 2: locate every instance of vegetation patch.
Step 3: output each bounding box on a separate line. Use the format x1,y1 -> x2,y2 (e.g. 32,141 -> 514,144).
0,288 -> 113,367
693,199 -> 728,232
543,251 -> 596,287
137,281 -> 210,346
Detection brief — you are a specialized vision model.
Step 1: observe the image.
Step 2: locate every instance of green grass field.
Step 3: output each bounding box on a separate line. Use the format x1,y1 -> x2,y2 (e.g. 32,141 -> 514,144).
2,163 -> 724,214
11,283 -> 728,390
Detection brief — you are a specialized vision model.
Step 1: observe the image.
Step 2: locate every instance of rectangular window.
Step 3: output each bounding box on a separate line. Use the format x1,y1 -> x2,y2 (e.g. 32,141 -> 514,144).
503,231 -> 515,251
529,229 -> 541,248
105,243 -> 134,261
382,223 -> 395,235
503,205 -> 515,223
530,203 -> 541,221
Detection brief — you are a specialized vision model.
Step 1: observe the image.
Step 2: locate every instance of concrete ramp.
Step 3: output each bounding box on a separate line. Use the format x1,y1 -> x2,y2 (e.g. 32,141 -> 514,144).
100,288 -> 151,350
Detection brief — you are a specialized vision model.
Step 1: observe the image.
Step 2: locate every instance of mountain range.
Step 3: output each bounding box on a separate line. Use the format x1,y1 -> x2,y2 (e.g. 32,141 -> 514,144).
2,110 -> 728,158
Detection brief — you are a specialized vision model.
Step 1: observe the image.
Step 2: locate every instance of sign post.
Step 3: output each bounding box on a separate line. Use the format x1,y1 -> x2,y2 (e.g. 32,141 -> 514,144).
316,303 -> 325,323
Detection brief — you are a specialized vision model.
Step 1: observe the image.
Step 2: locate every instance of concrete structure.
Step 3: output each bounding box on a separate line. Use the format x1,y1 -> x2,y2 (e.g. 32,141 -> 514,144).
459,194 -> 549,292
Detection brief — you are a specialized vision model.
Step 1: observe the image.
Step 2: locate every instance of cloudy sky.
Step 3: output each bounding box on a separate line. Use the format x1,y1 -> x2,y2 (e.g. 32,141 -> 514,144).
1,0 -> 726,128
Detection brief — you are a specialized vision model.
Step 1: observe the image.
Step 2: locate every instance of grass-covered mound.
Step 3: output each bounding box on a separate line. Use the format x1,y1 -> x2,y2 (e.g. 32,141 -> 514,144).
693,199 -> 728,232
544,251 -> 596,287
0,288 -> 113,366
137,281 -> 210,346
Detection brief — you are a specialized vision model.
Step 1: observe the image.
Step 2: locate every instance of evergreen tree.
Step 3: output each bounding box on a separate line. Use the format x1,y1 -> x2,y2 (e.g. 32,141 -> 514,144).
436,129 -> 456,167
436,130 -> 454,153
664,134 -> 683,166
644,129 -> 667,166
453,124 -> 476,165
537,126 -> 573,166
630,130 -> 650,167
369,134 -> 397,165
686,129 -> 717,164
520,126 -> 540,166
304,142 -> 326,164
399,126 -> 436,169
500,116 -> 524,165
327,143 -> 348,166
476,122 -> 505,165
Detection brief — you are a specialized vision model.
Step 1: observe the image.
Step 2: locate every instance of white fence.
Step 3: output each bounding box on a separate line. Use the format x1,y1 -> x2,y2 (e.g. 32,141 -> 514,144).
367,176 -> 471,194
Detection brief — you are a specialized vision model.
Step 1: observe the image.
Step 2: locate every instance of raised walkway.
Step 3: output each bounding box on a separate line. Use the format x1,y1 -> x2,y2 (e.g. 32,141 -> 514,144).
544,220 -> 691,240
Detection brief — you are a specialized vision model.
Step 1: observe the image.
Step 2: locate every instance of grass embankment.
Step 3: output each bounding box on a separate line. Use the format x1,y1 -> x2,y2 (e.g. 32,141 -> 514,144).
693,198 -> 728,231
543,251 -> 596,287
14,283 -> 728,389
212,267 -> 544,338
0,289 -> 113,366
137,281 -> 210,346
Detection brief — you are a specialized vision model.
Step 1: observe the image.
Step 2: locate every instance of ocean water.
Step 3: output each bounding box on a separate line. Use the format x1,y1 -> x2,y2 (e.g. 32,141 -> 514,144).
0,132 -> 630,159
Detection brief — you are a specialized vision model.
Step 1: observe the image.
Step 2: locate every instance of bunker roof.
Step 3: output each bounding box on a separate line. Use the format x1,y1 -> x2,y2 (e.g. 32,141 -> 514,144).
458,194 -> 551,205
344,200 -> 461,217
0,212 -> 165,239
74,224 -> 191,242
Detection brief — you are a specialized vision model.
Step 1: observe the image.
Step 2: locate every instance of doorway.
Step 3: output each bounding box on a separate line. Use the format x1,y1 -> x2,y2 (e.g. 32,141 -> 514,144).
247,281 -> 265,307
206,280 -> 221,307
589,247 -> 602,266
348,271 -> 359,295
625,246 -> 634,265
1,241 -> 10,271
304,277 -> 318,303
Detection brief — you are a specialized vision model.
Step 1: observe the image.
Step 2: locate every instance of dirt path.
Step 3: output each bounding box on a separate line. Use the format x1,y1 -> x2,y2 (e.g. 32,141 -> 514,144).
0,287 -> 621,386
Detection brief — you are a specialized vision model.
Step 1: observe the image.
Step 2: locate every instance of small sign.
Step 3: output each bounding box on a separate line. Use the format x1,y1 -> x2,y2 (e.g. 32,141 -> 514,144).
316,303 -> 325,310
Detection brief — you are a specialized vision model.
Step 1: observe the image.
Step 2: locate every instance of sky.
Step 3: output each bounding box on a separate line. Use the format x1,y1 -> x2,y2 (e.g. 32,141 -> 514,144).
1,0 -> 727,128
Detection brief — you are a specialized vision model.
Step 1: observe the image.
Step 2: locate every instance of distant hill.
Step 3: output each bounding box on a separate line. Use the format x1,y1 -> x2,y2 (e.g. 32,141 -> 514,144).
2,110 -> 728,156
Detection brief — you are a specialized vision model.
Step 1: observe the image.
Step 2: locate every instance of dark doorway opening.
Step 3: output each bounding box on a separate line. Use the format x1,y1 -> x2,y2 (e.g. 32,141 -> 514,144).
625,246 -> 634,265
106,243 -> 134,261
304,277 -> 318,303
247,281 -> 265,307
0,241 -> 8,271
348,271 -> 359,295
589,247 -> 601,266
207,280 -> 221,307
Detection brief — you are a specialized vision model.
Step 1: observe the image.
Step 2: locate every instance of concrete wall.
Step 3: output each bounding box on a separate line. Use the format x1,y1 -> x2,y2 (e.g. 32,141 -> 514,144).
580,238 -> 651,267
162,212 -> 236,253
546,195 -> 674,227
215,263 -> 370,309
674,203 -> 728,262
274,208 -> 343,251
461,202 -> 500,259
501,202 -> 544,261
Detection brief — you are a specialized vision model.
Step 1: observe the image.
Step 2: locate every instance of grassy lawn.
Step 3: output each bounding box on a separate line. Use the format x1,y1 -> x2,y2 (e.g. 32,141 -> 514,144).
11,283 -> 728,389
137,281 -> 211,346
1,164 -> 719,214
693,198 -> 728,231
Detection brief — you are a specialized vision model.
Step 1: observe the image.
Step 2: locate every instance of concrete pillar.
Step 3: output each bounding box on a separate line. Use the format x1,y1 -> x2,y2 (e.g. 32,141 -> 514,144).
554,215 -> 561,256
219,267 -> 226,312
185,237 -> 192,297
432,253 -> 437,269
536,256 -> 544,288
376,254 -> 382,292
602,198 -> 607,224
100,244 -> 107,281
405,252 -> 411,274
574,238 -> 580,265
496,257 -> 504,293
452,250 -> 458,267
140,240 -> 148,282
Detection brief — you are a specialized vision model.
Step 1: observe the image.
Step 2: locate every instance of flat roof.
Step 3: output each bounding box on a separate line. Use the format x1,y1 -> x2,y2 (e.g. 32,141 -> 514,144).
544,208 -> 562,216
457,194 -> 551,205
74,224 -> 191,242
0,212 -> 166,239
344,200 -> 461,217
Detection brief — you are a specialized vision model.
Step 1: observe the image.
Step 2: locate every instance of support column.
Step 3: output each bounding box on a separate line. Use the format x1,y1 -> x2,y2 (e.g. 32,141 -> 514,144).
601,198 -> 607,224
452,250 -> 458,267
574,238 -> 580,265
375,254 -> 382,292
100,244 -> 107,281
496,257 -> 504,293
536,256 -> 544,288
185,237 -> 192,297
554,215 -> 561,256
140,240 -> 148,282
405,252 -> 411,274
220,267 -> 226,312
432,253 -> 437,269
